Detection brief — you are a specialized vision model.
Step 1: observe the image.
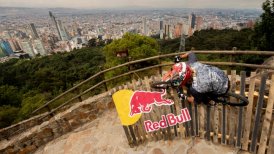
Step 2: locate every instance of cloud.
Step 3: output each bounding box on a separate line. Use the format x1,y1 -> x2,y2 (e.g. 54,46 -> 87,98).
0,0 -> 265,9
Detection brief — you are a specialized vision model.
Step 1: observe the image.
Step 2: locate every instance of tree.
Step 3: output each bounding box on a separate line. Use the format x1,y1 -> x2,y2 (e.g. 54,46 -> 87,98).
0,105 -> 19,128
0,85 -> 22,107
104,33 -> 159,68
0,47 -> 106,127
253,0 -> 274,51
103,33 -> 159,86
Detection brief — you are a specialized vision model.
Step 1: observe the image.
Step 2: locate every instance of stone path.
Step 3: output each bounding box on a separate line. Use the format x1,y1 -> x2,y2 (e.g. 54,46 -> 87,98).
35,109 -> 249,154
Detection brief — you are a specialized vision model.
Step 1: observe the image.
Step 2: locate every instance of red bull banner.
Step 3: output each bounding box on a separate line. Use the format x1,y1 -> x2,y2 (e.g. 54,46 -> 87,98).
112,89 -> 191,133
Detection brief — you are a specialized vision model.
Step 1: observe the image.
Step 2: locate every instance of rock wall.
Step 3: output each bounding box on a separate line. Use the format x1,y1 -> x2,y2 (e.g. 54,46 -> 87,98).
0,91 -> 114,154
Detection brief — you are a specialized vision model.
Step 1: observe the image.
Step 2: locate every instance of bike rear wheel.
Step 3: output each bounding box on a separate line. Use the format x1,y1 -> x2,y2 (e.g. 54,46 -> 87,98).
215,91 -> 249,106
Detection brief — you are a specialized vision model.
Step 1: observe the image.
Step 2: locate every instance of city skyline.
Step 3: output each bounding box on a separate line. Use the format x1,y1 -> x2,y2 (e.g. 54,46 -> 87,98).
0,0 -> 265,9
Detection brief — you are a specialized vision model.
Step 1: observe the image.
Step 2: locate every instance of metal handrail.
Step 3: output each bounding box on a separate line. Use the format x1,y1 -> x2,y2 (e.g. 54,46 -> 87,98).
31,50 -> 274,115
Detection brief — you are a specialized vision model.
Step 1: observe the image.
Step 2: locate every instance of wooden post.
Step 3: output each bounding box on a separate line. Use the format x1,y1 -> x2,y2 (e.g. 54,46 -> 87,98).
123,126 -> 134,147
182,99 -> 190,137
267,122 -> 274,154
229,70 -> 236,145
250,72 -> 268,152
258,74 -> 274,154
236,71 -> 246,148
213,105 -> 219,143
222,70 -> 227,144
221,104 -> 227,144
206,105 -> 211,141
242,72 -> 256,150
188,103 -> 195,136
75,88 -> 83,102
199,105 -> 205,138
194,103 -> 199,136
172,87 -> 184,138
129,125 -> 137,146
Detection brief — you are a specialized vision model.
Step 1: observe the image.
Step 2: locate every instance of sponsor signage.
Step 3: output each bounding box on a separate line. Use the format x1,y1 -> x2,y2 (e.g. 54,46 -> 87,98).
144,108 -> 191,132
112,89 -> 191,133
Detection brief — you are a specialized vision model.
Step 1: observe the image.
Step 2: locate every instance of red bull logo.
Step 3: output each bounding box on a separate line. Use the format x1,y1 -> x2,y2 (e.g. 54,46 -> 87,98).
112,89 -> 191,131
129,89 -> 174,117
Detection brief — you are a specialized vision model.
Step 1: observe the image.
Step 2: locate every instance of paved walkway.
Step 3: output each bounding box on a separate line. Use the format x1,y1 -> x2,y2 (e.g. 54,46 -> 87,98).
35,109 -> 248,154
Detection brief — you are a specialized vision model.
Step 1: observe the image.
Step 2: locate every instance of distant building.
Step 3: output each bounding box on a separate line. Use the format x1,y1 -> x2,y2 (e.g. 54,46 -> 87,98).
188,13 -> 196,36
49,11 -> 70,41
7,39 -> 21,52
189,13 -> 196,29
246,20 -> 255,29
20,40 -> 35,57
0,40 -> 14,55
160,20 -> 164,39
196,16 -> 204,31
166,24 -> 171,39
174,23 -> 183,38
49,11 -> 62,40
33,39 -> 47,56
0,46 -> 6,57
77,28 -> 82,36
143,18 -> 147,35
29,23 -> 39,39
54,41 -> 72,52
143,18 -> 148,36
2,31 -> 12,39
183,24 -> 190,36
57,20 -> 71,41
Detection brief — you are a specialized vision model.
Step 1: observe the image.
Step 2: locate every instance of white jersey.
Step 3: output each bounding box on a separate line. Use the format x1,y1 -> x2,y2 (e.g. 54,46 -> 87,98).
187,52 -> 229,95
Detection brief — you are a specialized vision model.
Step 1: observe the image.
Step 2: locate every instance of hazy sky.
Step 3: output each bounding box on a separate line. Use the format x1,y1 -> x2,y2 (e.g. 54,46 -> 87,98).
0,0 -> 265,9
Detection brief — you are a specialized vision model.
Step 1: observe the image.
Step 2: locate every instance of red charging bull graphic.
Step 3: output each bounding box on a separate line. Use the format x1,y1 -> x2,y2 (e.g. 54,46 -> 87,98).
129,89 -> 174,117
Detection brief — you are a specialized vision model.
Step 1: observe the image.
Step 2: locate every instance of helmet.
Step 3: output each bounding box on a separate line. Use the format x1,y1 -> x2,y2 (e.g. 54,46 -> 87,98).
171,62 -> 192,86
174,55 -> 181,63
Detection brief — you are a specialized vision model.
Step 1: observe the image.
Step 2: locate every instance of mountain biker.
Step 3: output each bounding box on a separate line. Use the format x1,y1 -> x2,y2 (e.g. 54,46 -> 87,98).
164,51 -> 230,105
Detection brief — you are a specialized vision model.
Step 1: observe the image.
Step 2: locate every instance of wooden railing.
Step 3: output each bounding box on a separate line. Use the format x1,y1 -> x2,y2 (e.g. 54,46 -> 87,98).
2,50 -> 274,141
119,71 -> 274,153
31,50 -> 274,117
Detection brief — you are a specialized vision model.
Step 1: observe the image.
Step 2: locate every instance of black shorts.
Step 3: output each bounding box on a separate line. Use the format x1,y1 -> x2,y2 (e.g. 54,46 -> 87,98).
187,86 -> 227,104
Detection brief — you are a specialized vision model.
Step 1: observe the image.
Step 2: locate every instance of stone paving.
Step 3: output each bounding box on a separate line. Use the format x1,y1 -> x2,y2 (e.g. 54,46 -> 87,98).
35,108 -> 249,154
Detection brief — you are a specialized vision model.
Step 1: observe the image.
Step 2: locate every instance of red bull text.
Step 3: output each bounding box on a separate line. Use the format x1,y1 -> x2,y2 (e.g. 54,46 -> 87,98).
144,108 -> 191,132
129,89 -> 174,117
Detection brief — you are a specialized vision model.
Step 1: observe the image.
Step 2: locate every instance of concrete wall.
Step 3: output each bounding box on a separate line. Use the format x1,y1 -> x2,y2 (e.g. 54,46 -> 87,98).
0,91 -> 114,154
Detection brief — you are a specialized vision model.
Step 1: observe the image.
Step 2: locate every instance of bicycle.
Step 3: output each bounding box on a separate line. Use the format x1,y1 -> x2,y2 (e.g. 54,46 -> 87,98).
150,78 -> 249,106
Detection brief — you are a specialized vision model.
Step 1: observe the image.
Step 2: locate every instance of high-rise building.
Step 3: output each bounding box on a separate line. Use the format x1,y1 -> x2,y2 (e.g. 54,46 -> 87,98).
33,39 -> 47,56
49,11 -> 62,40
0,46 -> 6,57
160,20 -> 164,39
49,11 -> 70,41
77,28 -> 82,36
2,31 -> 12,39
143,18 -> 148,36
196,16 -> 204,31
0,40 -> 14,55
174,23 -> 183,38
189,13 -> 196,29
167,25 -> 170,39
7,39 -> 21,52
29,23 -> 39,39
20,41 -> 35,57
57,20 -> 70,41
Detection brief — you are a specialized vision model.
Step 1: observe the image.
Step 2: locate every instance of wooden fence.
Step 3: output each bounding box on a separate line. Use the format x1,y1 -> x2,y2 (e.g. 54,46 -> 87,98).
118,70 -> 274,154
